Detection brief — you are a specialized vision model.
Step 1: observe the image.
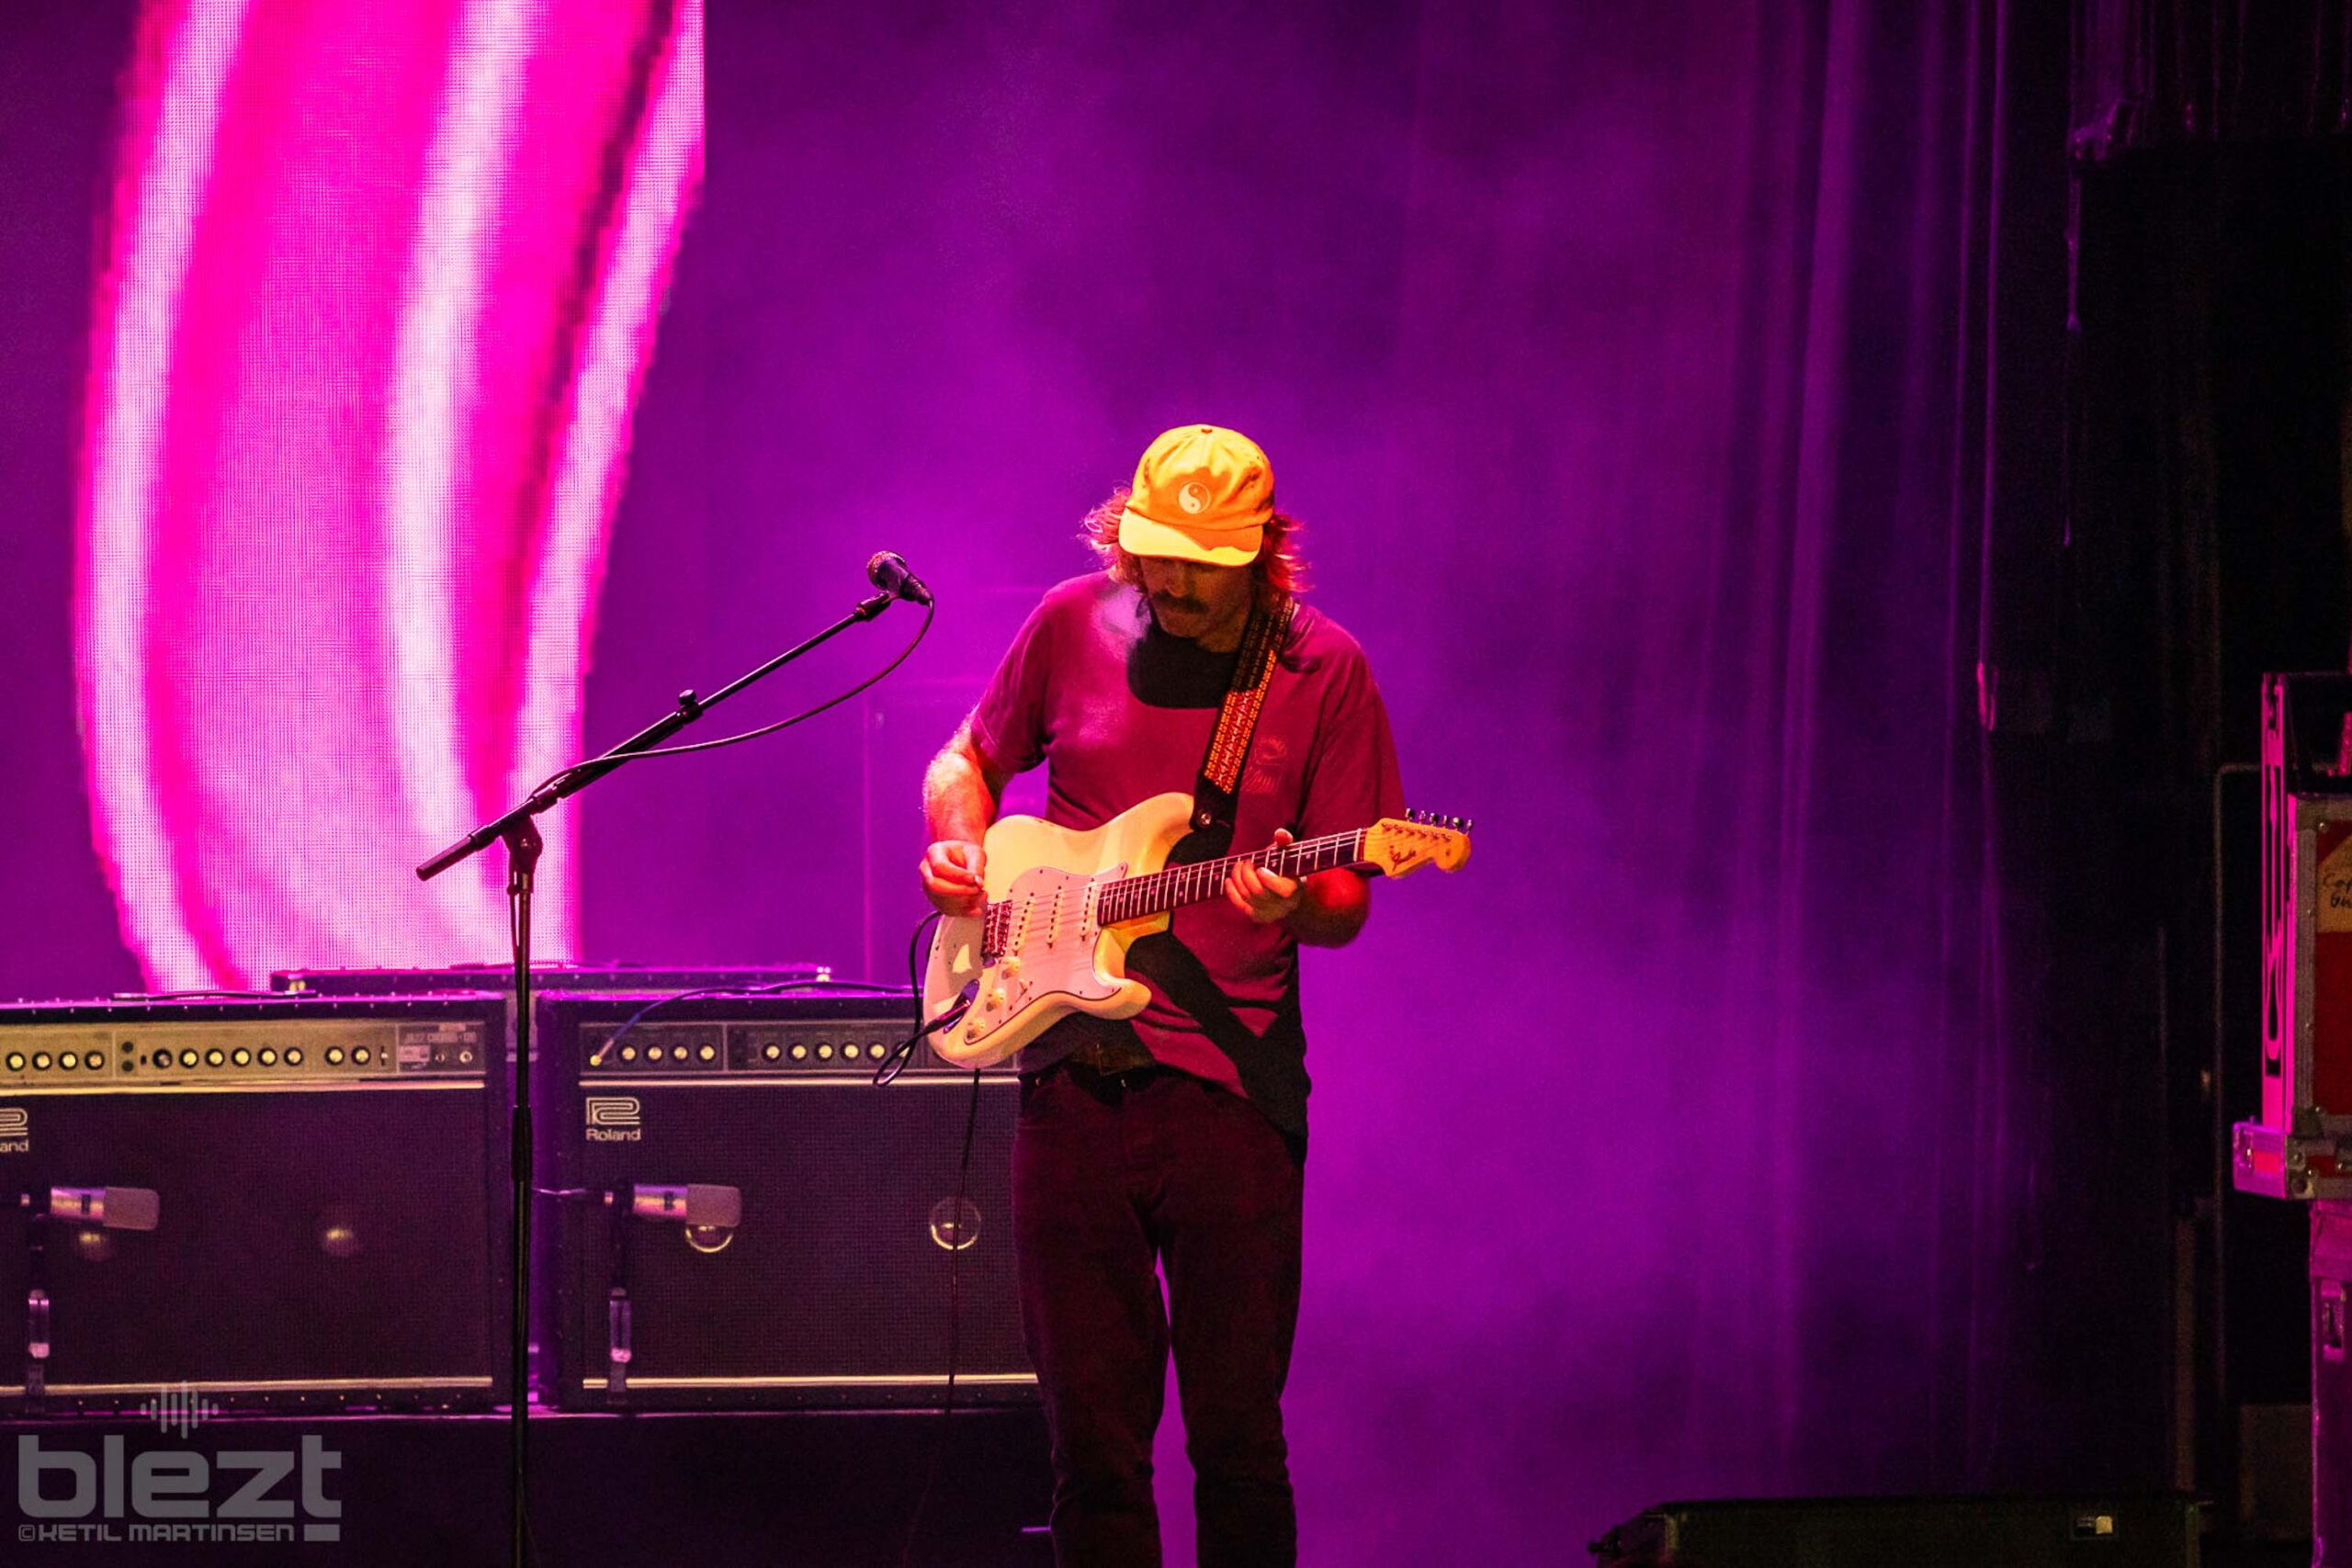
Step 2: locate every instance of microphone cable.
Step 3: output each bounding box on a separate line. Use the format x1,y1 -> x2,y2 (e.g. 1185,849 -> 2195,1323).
526,600 -> 933,796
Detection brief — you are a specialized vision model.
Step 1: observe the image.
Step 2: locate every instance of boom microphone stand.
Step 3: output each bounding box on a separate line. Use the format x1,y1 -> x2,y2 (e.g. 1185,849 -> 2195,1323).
415,558 -> 929,1568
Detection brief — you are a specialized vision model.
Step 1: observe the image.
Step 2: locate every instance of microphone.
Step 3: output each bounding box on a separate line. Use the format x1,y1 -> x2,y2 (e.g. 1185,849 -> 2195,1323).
628,1183 -> 741,1229
47,1186 -> 161,1232
865,551 -> 934,607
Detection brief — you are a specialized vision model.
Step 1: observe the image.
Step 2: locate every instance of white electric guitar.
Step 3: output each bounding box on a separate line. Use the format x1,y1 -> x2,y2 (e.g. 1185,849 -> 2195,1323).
922,792 -> 1472,1068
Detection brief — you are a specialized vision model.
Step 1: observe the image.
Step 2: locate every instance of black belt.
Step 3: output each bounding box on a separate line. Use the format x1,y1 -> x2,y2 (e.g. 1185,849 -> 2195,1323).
1065,1036 -> 1159,1077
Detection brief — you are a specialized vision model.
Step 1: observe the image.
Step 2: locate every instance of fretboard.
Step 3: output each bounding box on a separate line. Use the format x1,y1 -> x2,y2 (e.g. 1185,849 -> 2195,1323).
1093,828 -> 1372,927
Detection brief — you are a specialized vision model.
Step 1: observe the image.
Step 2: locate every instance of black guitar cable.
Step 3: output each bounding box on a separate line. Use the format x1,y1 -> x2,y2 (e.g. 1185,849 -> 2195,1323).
898,1062 -> 984,1568
888,906 -> 988,1567
873,910 -> 971,1088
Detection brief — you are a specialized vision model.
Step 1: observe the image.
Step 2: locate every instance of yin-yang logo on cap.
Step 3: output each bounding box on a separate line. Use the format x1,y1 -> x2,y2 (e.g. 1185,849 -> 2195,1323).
1178,480 -> 1212,514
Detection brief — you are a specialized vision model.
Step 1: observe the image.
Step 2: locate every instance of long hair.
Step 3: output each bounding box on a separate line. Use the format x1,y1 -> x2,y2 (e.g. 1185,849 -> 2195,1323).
1080,487 -> 1309,601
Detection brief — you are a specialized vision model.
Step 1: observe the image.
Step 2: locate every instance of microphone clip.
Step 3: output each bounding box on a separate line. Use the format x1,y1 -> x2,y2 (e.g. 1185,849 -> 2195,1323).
865,551 -> 934,609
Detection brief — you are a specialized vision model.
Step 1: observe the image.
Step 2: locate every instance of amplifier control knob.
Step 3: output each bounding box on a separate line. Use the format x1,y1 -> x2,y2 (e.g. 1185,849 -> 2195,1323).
324,1048 -> 345,1066
352,1047 -> 371,1066
33,1054 -> 52,1071
148,1050 -> 169,1069
5,1054 -> 23,1072
58,1053 -> 77,1071
698,1044 -> 717,1063
286,1047 -> 304,1066
816,1044 -> 834,1061
205,1050 -> 224,1068
789,1044 -> 808,1061
259,1048 -> 277,1066
231,1049 -> 251,1067
646,1045 -> 665,1064
762,1043 -> 782,1062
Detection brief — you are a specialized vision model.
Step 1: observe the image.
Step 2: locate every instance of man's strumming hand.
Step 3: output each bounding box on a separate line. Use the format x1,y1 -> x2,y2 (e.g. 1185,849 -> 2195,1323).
921,840 -> 989,918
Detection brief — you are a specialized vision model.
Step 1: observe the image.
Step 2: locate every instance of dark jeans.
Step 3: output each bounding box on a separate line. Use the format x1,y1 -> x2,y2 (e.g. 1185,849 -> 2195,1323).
1012,1063 -> 1306,1568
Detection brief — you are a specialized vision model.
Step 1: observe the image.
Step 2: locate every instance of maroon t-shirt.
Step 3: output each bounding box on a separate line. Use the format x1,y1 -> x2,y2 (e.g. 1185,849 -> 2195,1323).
967,572 -> 1406,1139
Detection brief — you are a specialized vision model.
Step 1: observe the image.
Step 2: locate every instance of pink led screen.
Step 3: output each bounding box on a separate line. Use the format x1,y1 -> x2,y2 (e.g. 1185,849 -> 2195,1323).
77,0 -> 705,990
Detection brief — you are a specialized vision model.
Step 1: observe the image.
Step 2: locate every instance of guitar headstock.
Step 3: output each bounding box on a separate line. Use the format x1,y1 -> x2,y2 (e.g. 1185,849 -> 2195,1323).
1361,811 -> 1473,878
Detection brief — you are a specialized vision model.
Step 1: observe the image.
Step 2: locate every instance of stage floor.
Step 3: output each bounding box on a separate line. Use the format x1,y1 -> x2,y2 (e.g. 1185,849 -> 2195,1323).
4,1405 -> 1052,1566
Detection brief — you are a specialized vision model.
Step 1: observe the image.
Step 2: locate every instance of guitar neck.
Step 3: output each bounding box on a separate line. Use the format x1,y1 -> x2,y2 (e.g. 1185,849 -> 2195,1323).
1095,828 -> 1371,926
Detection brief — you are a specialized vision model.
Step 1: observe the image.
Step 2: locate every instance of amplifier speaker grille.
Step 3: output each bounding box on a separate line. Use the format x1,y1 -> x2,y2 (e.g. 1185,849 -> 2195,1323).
537,994 -> 1032,1409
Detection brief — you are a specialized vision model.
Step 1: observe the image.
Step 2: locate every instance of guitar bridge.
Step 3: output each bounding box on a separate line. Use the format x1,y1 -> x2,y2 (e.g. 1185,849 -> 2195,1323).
979,902 -> 1008,967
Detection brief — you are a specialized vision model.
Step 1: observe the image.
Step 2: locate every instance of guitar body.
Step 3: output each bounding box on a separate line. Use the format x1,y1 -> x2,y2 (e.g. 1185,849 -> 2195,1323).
922,792 -> 1197,1068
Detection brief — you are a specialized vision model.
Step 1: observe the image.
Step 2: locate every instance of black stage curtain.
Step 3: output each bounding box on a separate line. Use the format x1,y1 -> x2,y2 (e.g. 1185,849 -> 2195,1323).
2074,0 -> 2352,154
2069,131 -> 2352,1505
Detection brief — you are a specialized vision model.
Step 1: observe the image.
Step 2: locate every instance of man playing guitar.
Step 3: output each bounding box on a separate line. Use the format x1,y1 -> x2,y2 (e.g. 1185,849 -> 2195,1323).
920,424 -> 1405,1566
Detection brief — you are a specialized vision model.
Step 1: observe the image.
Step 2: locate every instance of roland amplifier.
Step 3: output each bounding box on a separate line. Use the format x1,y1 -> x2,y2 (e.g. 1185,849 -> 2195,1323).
0,993 -> 508,1413
532,992 -> 1034,1410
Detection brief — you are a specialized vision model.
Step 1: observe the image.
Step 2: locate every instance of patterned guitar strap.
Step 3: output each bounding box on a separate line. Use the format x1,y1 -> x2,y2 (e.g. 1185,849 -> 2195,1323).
1190,593 -> 1297,843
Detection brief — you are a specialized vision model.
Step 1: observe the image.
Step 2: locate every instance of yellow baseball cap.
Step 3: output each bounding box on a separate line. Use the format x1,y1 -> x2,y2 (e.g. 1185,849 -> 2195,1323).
1117,424 -> 1274,566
